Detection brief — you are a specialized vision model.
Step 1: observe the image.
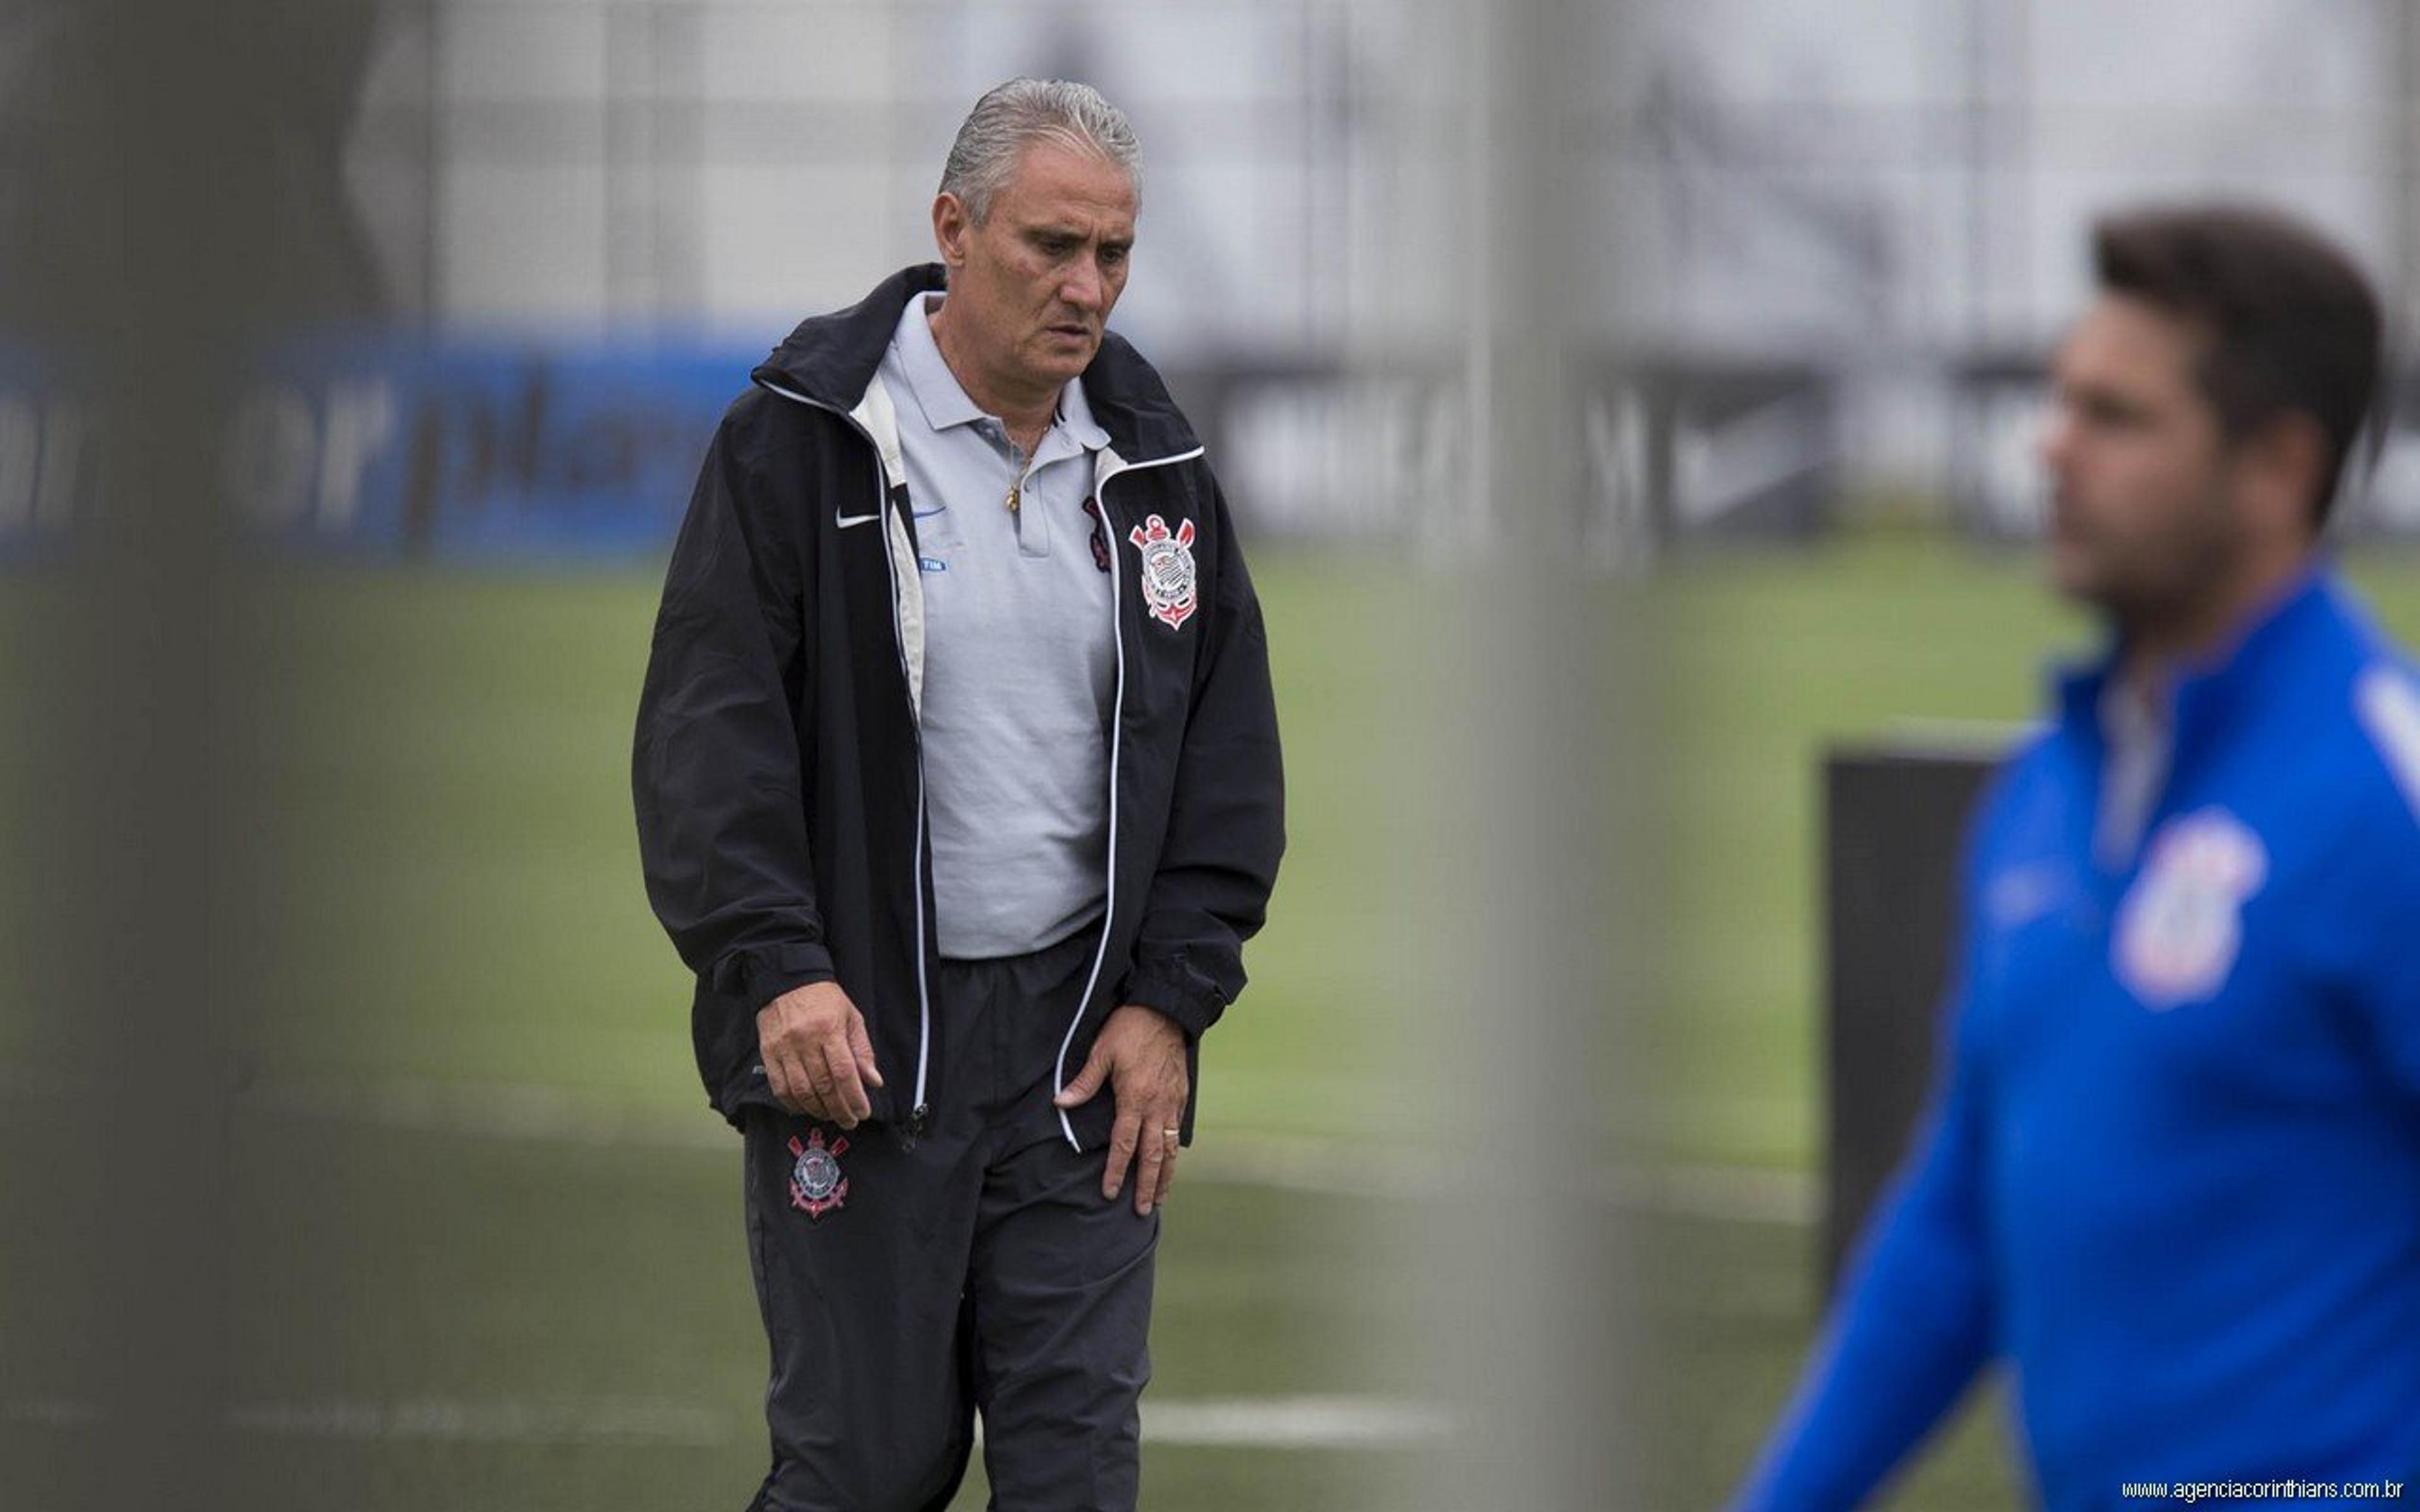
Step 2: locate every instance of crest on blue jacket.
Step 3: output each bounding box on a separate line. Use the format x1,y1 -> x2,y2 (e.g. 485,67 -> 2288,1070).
2113,808 -> 2267,1009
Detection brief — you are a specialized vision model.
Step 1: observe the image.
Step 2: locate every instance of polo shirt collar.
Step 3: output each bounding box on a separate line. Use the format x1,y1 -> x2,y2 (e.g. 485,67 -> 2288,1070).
892,293 -> 1112,452
893,293 -> 986,432
1056,360 -> 1112,452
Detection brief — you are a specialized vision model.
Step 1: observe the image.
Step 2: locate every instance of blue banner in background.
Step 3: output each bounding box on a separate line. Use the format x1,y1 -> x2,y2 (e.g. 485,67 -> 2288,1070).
229,335 -> 758,560
14,335 -> 2416,563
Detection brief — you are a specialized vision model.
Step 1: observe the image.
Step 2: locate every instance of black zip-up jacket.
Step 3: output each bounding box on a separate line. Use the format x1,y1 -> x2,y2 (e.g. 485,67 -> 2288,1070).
633,264 -> 1285,1145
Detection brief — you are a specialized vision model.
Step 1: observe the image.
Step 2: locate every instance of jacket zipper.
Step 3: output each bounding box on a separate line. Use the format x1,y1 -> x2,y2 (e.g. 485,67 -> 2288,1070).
755,378 -> 936,1143
1054,444 -> 1207,1149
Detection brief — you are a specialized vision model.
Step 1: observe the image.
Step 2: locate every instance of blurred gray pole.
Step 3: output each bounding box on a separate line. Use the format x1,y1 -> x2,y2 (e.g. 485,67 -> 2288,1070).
1405,0 -> 1644,1505
1964,0 -> 1990,346
2394,0 -> 2419,335
8,3 -> 371,1506
11,5 -> 243,1505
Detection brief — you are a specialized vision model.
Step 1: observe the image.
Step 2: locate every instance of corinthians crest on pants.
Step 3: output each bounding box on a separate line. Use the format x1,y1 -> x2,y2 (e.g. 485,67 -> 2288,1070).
787,1128 -> 849,1219
1126,513 -> 1199,630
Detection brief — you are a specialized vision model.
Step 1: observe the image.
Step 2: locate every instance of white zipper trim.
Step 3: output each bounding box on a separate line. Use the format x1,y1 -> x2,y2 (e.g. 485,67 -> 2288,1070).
756,375 -> 937,1128
1056,442 -> 1208,1148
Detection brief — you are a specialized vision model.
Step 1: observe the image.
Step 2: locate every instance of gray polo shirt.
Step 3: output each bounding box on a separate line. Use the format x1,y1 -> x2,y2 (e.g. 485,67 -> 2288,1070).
877,293 -> 1115,960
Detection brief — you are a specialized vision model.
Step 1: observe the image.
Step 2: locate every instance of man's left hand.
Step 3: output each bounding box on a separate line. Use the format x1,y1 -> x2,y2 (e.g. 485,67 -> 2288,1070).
1054,1004 -> 1189,1216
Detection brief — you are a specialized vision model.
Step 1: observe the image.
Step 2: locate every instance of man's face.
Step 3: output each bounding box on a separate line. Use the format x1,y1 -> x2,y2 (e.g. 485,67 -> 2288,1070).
2038,294 -> 2247,618
933,141 -> 1137,392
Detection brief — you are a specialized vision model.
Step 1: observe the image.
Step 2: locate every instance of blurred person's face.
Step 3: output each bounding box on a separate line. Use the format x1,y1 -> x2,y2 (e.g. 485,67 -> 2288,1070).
931,141 -> 1136,402
2038,295 -> 2247,624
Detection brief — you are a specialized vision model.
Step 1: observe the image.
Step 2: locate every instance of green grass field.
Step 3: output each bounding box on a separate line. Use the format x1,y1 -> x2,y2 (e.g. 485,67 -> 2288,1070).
12,534 -> 2419,1509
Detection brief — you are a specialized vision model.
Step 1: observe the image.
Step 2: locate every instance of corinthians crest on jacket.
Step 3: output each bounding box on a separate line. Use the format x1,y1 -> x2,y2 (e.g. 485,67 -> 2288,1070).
1127,513 -> 1199,630
2112,808 -> 2267,1009
787,1128 -> 849,1219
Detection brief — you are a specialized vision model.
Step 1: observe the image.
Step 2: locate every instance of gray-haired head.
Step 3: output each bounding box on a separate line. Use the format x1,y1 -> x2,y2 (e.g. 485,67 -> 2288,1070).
938,79 -> 1141,224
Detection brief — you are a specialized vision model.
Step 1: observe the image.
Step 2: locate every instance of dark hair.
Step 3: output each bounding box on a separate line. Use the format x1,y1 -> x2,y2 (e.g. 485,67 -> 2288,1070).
2094,204 -> 2384,527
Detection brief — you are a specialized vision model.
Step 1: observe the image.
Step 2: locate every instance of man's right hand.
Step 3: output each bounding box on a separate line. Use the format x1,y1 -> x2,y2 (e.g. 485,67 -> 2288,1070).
758,982 -> 884,1128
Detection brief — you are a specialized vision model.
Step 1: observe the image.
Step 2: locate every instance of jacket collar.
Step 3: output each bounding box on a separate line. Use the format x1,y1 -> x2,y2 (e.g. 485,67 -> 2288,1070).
751,263 -> 1200,462
2052,561 -> 2347,760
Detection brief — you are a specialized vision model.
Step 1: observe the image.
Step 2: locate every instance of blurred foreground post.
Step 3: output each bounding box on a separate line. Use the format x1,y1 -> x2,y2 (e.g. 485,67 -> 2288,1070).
5,4 -> 370,1506
1393,0 -> 1650,1505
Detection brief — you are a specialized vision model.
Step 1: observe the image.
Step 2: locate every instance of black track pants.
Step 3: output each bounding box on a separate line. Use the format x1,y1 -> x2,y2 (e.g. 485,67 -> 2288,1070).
739,931 -> 1160,1512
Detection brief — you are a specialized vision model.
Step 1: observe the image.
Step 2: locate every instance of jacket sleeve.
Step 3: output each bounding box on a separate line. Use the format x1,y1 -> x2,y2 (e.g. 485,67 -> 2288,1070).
2356,846 -> 2420,1106
1731,887 -> 1997,1509
2343,697 -> 2420,1104
1118,473 -> 1286,1039
632,419 -> 836,1011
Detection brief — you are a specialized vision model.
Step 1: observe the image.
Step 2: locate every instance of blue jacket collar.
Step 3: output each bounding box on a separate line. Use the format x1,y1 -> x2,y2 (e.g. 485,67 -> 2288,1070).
2051,561 -> 2345,760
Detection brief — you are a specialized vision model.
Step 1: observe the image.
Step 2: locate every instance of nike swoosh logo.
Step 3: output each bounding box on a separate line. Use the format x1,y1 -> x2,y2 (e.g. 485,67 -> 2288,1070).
836,512 -> 882,529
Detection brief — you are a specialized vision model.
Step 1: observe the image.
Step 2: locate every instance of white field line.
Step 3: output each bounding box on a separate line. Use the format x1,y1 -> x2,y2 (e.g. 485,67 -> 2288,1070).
3,1398 -> 101,1428
980,1396 -> 1446,1450
0,1070 -> 1815,1226
226,1396 -> 729,1447
8,1393 -> 1449,1452
245,1075 -> 735,1152
1146,1396 -> 1445,1450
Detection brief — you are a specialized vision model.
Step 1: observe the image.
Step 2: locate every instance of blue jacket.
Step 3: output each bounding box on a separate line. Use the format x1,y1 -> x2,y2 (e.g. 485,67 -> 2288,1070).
1739,570 -> 2420,1509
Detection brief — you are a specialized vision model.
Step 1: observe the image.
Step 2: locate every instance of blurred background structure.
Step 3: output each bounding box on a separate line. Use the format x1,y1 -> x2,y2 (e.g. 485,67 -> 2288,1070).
9,3 -> 2420,1509
97,0 -> 2420,568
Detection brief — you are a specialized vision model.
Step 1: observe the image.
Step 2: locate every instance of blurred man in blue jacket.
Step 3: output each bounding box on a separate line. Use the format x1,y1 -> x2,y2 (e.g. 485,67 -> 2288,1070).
1737,205 -> 2420,1509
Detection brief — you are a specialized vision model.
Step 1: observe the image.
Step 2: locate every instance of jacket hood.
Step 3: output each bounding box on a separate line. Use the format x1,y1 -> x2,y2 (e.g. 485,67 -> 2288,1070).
751,262 -> 1202,461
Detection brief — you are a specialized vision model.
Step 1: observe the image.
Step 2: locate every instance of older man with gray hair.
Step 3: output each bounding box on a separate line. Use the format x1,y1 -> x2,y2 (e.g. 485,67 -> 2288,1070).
634,79 -> 1285,1511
